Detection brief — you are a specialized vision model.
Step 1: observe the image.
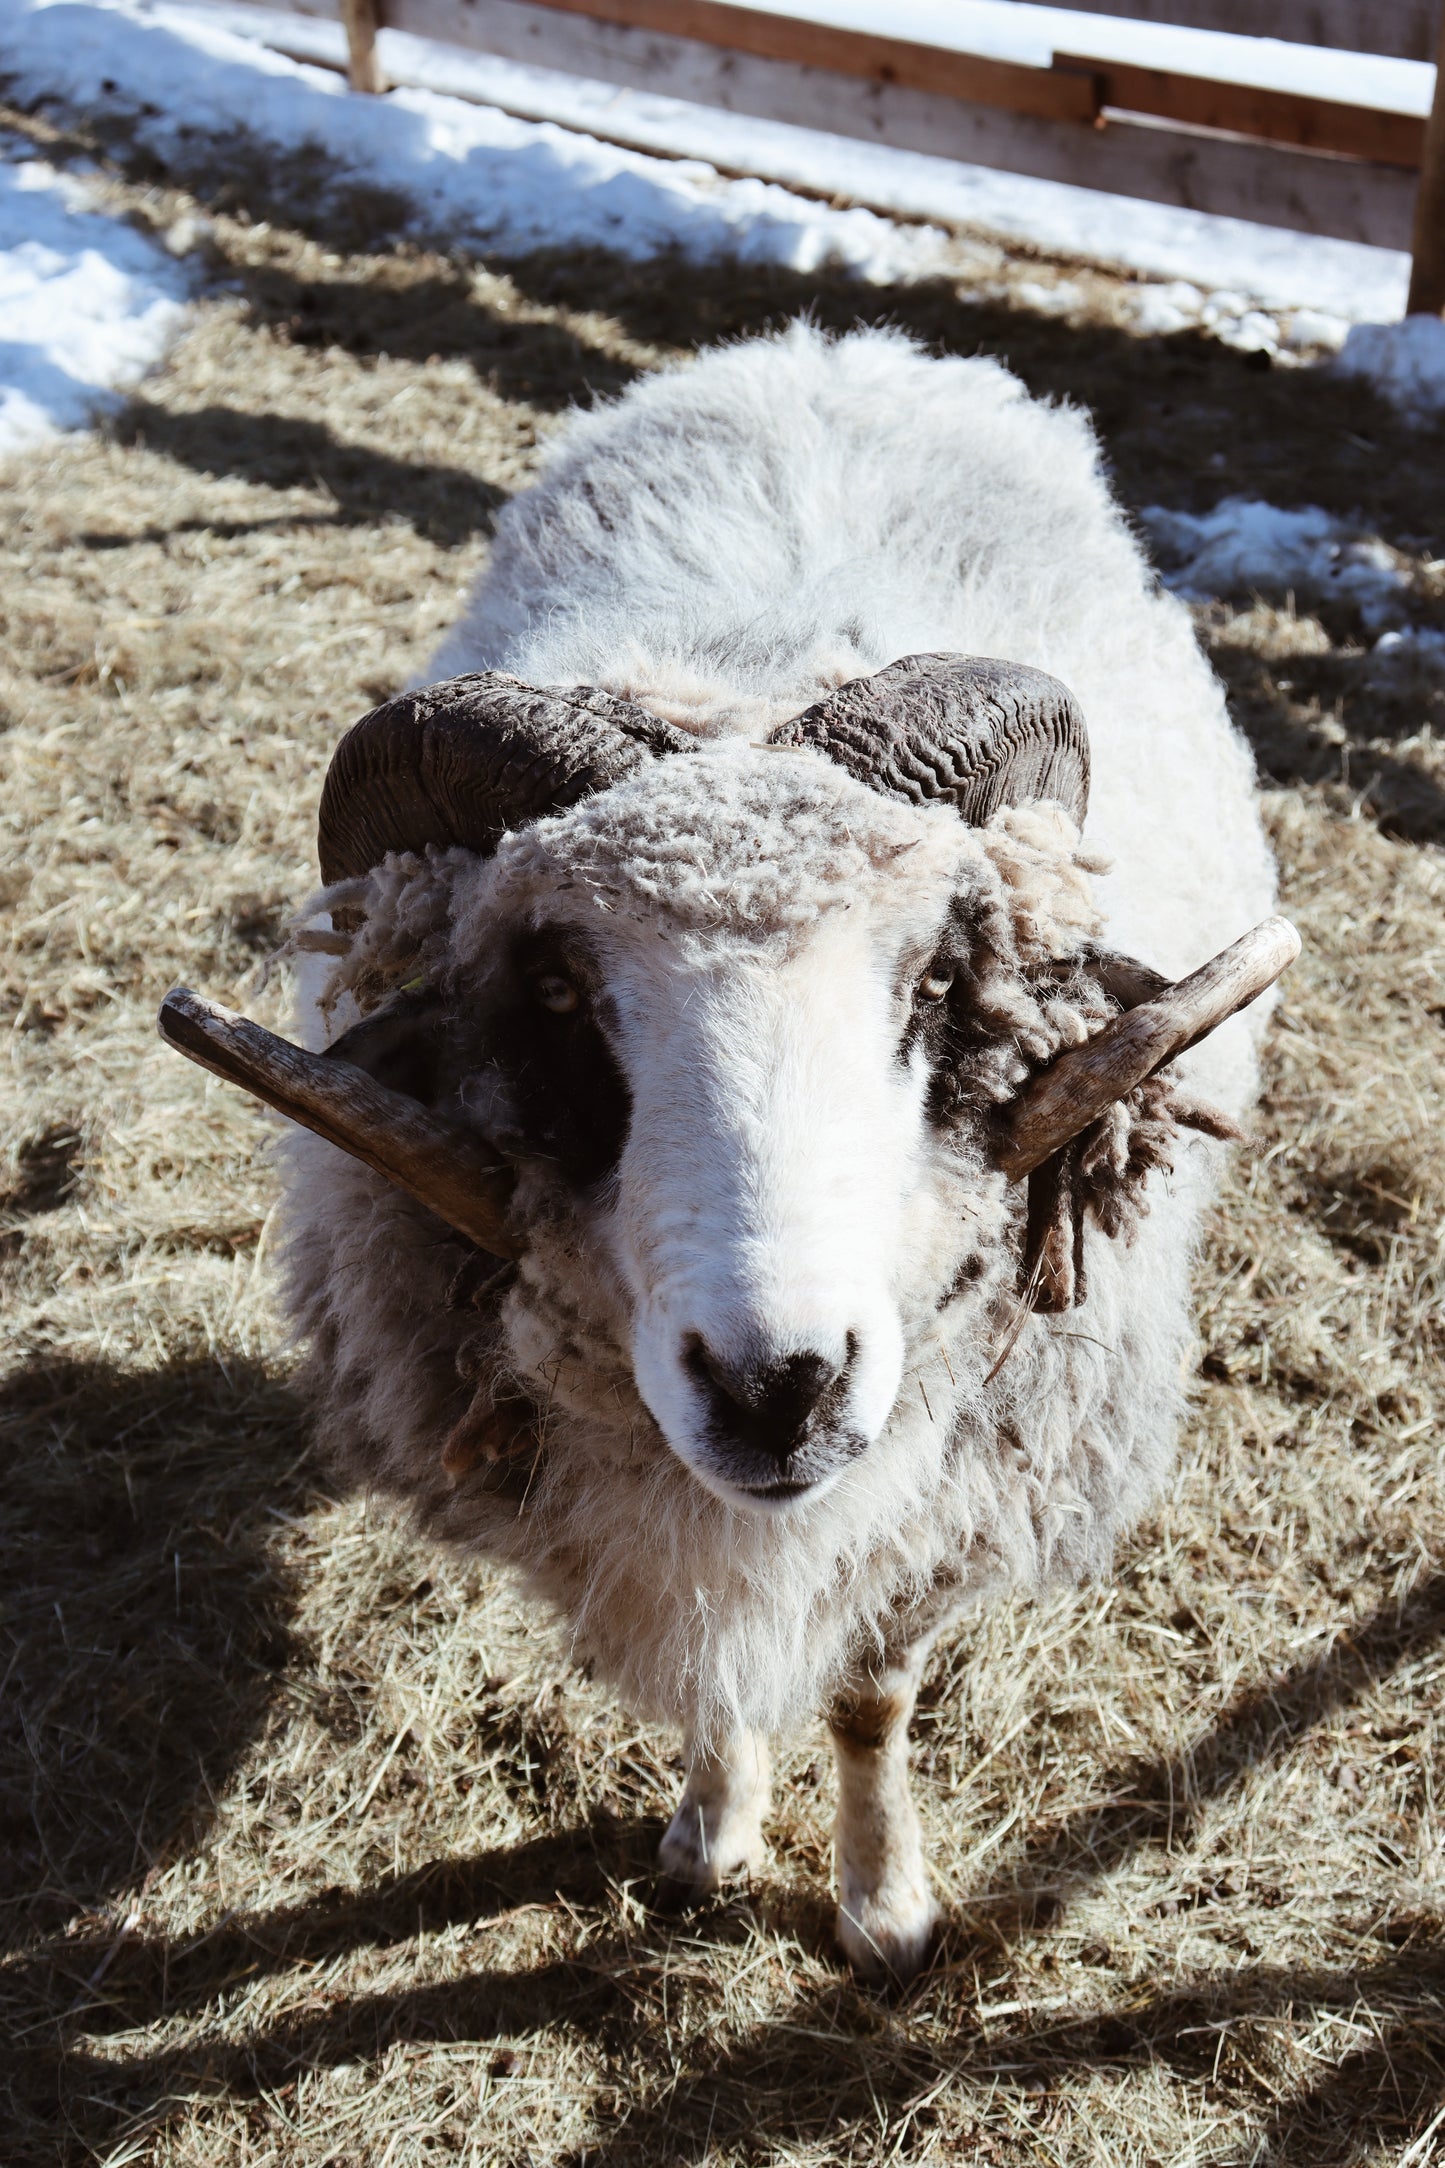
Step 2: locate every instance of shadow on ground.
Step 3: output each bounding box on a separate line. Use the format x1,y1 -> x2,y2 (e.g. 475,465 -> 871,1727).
15,1566 -> 1444,2163
492,247 -> 1445,544
1211,630 -> 1445,842
113,398 -> 509,547
230,246 -> 643,415
0,1352 -> 312,2138
15,95 -> 1442,538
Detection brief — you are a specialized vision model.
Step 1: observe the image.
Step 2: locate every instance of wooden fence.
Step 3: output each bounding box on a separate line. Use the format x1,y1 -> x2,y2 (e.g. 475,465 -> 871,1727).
278,0 -> 1445,308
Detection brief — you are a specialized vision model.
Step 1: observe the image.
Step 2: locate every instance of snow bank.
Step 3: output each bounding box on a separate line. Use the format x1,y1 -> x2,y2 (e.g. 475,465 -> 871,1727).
0,134 -> 189,456
1333,317 -> 1445,422
0,0 -> 946,280
1140,498 -> 1416,630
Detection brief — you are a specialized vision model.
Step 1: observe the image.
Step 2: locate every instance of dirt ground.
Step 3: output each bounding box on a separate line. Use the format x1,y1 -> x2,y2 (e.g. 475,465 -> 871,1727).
2,101 -> 1443,2168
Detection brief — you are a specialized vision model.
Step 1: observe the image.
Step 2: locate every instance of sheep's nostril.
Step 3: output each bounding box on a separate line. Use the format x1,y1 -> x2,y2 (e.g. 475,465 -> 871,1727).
683,1334 -> 856,1466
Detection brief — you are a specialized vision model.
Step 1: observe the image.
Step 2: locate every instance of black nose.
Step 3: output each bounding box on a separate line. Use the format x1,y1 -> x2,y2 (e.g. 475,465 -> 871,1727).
684,1336 -> 854,1467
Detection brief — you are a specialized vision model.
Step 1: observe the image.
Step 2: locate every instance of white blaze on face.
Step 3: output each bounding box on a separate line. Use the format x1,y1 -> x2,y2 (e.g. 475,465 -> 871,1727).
604,908 -> 928,1509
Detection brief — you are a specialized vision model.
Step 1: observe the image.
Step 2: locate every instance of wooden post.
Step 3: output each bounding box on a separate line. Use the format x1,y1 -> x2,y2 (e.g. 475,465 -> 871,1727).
342,0 -> 386,93
1406,0 -> 1445,312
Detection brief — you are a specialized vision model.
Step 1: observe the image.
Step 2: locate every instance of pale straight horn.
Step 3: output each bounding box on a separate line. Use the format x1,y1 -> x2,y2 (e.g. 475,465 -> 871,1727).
157,986 -> 521,1258
998,915 -> 1301,1183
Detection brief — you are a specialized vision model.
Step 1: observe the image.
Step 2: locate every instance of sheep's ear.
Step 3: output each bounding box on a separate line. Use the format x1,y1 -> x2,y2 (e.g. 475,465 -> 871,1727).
324,988 -> 448,1107
157,985 -> 520,1256
1082,946 -> 1171,1010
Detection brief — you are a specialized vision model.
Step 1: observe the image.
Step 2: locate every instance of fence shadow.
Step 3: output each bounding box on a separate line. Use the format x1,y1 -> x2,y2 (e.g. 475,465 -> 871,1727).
493,245 -> 1444,542
226,243 -> 643,416
18,92 -> 1438,546
15,1566 -> 1442,2162
111,397 -> 508,547
1210,631 -> 1445,842
0,1351 -> 312,2144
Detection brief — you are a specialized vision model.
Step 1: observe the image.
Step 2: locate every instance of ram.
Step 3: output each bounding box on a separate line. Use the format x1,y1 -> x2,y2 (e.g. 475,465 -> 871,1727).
161,325 -> 1295,1982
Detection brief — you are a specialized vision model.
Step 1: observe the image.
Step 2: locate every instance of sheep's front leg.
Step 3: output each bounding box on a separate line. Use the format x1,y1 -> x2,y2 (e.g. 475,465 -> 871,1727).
658,1720 -> 771,1893
829,1648 -> 939,1983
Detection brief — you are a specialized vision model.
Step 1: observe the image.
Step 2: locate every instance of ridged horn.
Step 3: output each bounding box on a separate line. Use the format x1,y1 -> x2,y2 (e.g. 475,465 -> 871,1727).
318,671 -> 695,884
158,986 -> 521,1257
998,917 -> 1301,1182
768,654 -> 1089,827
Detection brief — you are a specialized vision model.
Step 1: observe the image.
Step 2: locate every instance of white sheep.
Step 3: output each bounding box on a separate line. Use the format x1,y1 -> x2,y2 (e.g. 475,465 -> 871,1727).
162,325 -> 1289,1982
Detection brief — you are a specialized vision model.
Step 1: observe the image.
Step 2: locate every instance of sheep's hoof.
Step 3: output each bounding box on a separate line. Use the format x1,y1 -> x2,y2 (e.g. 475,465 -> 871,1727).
836,1876 -> 941,1987
656,1797 -> 768,1901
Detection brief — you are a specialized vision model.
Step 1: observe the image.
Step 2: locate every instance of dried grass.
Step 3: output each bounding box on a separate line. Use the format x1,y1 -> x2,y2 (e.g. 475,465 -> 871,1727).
2,108 -> 1442,2167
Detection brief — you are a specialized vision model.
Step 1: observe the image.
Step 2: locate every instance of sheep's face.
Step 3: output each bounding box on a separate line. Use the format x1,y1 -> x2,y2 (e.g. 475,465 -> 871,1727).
412,747 -> 1099,1512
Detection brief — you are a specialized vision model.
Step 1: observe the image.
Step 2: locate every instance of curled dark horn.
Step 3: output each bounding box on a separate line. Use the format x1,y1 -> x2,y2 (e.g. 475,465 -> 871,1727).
767,654 -> 1090,828
318,671 -> 695,884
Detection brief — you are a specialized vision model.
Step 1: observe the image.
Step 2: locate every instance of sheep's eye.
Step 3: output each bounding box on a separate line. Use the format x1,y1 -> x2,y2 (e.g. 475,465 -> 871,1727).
917,963 -> 954,1004
534,972 -> 580,1015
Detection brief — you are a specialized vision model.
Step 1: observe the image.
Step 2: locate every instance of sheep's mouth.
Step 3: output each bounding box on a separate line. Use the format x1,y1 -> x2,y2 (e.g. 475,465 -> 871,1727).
692,1428 -> 872,1513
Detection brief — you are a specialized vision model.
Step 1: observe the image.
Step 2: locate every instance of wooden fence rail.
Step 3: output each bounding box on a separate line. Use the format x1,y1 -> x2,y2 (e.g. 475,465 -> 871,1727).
1410,0 -> 1445,306
288,0 -> 1445,304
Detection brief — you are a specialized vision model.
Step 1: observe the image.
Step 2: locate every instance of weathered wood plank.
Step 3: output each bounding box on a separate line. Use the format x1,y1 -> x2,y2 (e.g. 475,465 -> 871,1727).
270,0 -> 1443,56
1058,51 -> 1426,166
472,0 -> 1101,120
1006,0 -> 1441,65
341,0 -> 385,89
368,0 -> 1420,247
1407,0 -> 1445,307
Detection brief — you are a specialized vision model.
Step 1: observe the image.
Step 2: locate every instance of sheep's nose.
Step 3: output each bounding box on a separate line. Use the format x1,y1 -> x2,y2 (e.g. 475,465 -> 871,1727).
684,1335 -> 855,1467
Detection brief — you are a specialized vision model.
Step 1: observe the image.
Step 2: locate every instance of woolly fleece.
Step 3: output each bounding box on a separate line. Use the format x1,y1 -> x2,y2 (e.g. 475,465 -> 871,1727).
283,326 -> 1277,1746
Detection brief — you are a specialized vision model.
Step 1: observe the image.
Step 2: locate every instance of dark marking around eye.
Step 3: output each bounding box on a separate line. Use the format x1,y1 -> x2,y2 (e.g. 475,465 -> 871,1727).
534,972 -> 580,1015
494,930 -> 632,1186
898,895 -> 1020,1130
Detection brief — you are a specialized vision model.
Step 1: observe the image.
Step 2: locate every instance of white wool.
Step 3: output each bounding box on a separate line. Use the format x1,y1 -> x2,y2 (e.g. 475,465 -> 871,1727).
285,326 -> 1277,1749
435,325 -> 1273,1079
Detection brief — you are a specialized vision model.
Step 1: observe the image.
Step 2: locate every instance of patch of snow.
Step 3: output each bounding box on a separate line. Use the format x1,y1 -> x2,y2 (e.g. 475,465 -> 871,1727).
1013,277 -> 1082,315
1140,498 -> 1414,630
1375,627 -> 1445,663
1127,279 -> 1202,336
1333,318 -> 1445,422
1202,303 -> 1279,355
0,132 -> 190,456
1281,309 -> 1351,354
1120,286 -> 1319,359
